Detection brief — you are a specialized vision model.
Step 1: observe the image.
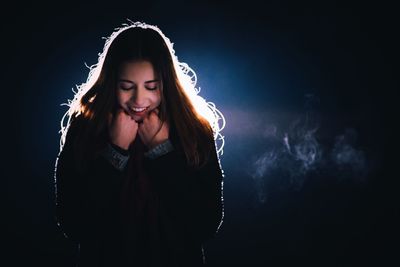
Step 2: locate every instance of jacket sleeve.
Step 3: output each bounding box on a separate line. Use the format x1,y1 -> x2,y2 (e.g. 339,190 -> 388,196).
54,123 -> 125,245
143,135 -> 224,245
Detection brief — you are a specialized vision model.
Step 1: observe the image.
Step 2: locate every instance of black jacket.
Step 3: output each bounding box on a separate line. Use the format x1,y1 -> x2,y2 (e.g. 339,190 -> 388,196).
54,118 -> 224,267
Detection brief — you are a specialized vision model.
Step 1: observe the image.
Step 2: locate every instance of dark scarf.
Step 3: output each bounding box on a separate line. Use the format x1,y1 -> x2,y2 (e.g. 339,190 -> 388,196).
118,136 -> 163,266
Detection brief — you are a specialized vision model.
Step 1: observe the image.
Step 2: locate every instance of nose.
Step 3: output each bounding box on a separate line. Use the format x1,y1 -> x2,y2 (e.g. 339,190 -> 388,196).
131,87 -> 145,106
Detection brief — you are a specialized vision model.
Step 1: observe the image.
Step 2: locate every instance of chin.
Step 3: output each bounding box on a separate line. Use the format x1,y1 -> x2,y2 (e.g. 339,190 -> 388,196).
133,115 -> 144,123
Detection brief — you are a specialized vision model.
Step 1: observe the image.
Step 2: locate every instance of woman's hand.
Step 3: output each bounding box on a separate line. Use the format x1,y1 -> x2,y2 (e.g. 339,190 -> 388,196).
138,108 -> 169,150
108,107 -> 139,150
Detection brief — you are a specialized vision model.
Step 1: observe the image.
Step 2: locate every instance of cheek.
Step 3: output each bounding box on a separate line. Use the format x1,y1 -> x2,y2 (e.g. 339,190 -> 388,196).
116,91 -> 129,104
150,91 -> 162,106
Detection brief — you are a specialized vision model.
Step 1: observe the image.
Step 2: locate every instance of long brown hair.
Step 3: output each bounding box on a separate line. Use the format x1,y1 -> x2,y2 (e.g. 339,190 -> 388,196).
59,21 -> 224,171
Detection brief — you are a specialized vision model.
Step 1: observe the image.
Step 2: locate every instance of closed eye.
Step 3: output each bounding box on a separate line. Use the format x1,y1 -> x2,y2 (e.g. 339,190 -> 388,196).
144,80 -> 159,91
117,79 -> 160,91
118,81 -> 135,91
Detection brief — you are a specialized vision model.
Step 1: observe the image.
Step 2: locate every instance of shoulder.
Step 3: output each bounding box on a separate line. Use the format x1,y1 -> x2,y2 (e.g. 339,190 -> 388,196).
60,114 -> 89,156
65,114 -> 87,140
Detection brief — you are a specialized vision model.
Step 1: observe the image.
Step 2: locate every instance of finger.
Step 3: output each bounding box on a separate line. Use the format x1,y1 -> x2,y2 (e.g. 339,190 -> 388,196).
150,109 -> 161,121
119,106 -> 130,116
118,106 -> 135,120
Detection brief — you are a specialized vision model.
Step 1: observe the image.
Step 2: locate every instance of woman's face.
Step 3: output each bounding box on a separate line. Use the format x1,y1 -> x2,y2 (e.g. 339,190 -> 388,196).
116,60 -> 162,121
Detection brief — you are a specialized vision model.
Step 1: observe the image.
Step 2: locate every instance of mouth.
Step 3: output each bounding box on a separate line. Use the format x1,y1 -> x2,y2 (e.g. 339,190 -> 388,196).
128,106 -> 150,116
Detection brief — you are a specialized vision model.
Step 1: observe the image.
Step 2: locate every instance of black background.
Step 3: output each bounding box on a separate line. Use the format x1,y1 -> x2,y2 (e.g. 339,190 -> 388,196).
4,1 -> 399,266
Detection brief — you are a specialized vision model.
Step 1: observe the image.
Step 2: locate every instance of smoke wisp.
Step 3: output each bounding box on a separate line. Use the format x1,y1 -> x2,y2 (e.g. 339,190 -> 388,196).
250,95 -> 368,203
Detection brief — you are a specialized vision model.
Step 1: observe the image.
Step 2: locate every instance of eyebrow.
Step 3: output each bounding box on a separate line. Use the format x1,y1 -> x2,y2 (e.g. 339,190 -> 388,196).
118,79 -> 160,84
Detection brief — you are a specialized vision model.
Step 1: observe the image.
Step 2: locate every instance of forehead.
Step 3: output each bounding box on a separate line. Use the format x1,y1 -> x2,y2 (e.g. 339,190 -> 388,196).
118,60 -> 157,79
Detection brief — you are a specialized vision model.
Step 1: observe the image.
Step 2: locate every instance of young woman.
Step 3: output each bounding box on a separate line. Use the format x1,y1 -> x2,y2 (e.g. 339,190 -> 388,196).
54,21 -> 225,266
